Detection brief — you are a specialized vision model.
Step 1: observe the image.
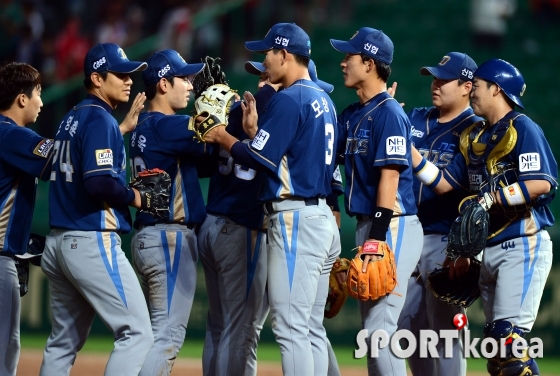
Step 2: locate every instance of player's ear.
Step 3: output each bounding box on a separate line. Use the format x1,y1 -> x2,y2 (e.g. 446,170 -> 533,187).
15,93 -> 27,109
463,81 -> 473,95
90,72 -> 104,88
158,78 -> 169,94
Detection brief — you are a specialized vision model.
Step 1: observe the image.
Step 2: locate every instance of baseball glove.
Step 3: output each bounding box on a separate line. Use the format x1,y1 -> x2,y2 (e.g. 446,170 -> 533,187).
347,241 -> 398,301
129,168 -> 171,219
325,257 -> 351,318
446,193 -> 492,260
192,56 -> 229,98
427,258 -> 481,308
189,84 -> 237,142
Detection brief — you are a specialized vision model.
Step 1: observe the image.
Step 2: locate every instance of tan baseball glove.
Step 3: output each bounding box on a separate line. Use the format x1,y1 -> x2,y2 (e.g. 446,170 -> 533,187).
347,241 -> 398,301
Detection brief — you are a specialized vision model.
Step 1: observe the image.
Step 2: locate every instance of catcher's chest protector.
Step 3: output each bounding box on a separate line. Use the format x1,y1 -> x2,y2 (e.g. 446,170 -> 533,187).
460,113 -> 524,194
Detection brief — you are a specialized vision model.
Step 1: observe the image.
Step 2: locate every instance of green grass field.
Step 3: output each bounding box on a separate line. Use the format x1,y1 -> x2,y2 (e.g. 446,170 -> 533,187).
21,333 -> 560,374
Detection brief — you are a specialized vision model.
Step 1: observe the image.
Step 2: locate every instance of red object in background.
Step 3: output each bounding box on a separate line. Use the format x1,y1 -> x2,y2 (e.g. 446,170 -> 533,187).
55,18 -> 91,81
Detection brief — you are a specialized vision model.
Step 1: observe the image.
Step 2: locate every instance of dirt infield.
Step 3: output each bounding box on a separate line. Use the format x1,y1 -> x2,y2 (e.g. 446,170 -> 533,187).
17,350 -> 499,376
17,350 -> 370,376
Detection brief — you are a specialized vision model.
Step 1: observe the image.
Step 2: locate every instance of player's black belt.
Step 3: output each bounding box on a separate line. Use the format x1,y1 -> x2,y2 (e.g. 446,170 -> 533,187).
264,197 -> 319,215
139,222 -> 199,231
0,252 -> 15,260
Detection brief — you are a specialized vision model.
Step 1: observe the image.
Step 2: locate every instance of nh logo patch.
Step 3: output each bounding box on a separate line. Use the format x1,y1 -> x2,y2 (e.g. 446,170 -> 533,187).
519,153 -> 540,172
95,149 -> 113,166
386,136 -> 406,155
251,129 -> 270,151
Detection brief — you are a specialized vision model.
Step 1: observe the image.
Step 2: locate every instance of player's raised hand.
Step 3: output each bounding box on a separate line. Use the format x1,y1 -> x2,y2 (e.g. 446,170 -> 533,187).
386,82 -> 405,107
119,92 -> 146,134
241,91 -> 258,139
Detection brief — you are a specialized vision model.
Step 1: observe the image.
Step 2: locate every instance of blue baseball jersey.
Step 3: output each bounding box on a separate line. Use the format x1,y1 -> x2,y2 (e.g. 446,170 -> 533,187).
49,95 -> 132,232
337,92 -> 417,217
408,107 -> 482,233
205,87 -> 277,230
129,112 -> 211,227
246,79 -> 338,202
0,115 -> 53,255
444,112 -> 558,246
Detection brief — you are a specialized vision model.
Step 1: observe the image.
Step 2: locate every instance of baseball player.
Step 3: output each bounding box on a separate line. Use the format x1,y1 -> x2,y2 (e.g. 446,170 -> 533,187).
128,49 -> 211,376
0,62 -> 53,376
199,58 -> 341,376
199,22 -> 341,376
329,27 -> 424,376
197,62 -> 277,376
412,58 -> 557,376
40,43 -> 154,376
396,52 -> 481,376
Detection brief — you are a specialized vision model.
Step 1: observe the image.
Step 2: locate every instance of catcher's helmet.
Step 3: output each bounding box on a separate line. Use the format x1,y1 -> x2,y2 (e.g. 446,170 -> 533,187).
474,59 -> 525,109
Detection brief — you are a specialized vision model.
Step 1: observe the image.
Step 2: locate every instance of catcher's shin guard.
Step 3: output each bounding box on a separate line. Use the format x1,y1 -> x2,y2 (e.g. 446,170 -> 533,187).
484,321 -> 540,376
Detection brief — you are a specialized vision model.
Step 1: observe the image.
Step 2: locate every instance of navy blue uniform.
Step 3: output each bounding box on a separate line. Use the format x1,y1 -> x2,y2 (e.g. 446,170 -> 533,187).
337,91 -> 424,376
337,92 -> 417,217
49,96 -> 132,232
130,112 -> 211,227
409,107 -> 482,233
0,115 -> 52,255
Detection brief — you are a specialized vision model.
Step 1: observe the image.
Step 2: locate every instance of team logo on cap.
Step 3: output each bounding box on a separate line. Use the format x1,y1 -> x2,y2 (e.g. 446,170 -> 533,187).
158,64 -> 171,77
520,84 -> 526,97
117,48 -> 127,60
275,36 -> 290,47
364,43 -> 379,55
462,68 -> 473,80
439,56 -> 451,66
93,57 -> 106,69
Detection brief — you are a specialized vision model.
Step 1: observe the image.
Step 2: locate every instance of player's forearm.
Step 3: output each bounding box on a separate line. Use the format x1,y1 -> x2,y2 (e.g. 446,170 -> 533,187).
411,146 -> 423,168
84,175 -> 136,207
213,126 -> 239,154
412,157 -> 454,195
376,166 -> 400,210
490,179 -> 552,206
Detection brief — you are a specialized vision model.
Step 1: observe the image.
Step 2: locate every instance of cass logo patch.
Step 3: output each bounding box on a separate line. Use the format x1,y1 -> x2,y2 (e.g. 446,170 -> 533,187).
251,129 -> 270,151
33,139 -> 54,158
95,149 -> 113,166
386,136 -> 406,155
519,153 -> 540,172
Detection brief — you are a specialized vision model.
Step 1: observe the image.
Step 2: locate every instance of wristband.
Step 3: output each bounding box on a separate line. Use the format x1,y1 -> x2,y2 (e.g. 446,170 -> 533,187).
413,158 -> 442,189
498,182 -> 530,207
367,207 -> 393,241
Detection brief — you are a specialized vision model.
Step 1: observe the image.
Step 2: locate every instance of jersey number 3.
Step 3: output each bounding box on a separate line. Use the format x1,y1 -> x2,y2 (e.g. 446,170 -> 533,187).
325,123 -> 334,165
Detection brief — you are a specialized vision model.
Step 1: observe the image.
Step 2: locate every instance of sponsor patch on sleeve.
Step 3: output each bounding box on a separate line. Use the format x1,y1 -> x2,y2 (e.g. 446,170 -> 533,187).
519,152 -> 540,172
33,139 -> 54,158
386,136 -> 406,155
95,149 -> 114,166
251,129 -> 270,151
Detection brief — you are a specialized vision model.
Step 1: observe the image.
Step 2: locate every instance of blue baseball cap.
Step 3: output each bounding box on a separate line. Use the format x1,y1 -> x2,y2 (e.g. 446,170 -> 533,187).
330,27 -> 394,65
84,43 -> 147,76
308,60 -> 334,93
245,23 -> 311,57
244,59 -> 334,93
142,49 -> 205,86
420,52 -> 477,82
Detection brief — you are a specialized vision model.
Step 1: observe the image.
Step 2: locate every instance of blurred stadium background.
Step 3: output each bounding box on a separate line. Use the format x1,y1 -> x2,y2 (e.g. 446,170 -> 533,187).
3,0 -> 560,363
